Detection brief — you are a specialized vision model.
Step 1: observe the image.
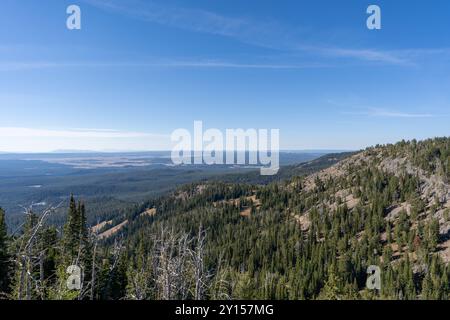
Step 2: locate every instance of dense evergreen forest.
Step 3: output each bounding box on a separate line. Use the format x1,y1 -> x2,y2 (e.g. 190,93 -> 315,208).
0,137 -> 449,300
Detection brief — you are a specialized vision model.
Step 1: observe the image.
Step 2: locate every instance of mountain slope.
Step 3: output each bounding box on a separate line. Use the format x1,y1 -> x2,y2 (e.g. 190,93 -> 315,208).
101,137 -> 450,299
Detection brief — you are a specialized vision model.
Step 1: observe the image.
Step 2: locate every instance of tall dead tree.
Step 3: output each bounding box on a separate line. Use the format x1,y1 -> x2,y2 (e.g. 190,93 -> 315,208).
191,225 -> 208,300
90,234 -> 98,300
15,202 -> 61,300
153,227 -> 191,300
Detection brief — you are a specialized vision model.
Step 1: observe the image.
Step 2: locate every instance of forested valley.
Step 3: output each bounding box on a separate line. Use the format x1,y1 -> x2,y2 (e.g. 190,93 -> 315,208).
0,137 -> 449,300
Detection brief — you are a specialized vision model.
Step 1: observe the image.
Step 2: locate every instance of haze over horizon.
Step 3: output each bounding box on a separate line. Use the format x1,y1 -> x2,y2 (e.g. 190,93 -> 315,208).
0,147 -> 353,154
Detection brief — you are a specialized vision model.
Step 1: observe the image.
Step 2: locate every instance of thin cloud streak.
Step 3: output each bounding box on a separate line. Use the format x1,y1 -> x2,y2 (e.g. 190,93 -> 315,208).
0,60 -> 330,71
0,127 -> 167,139
82,0 -> 450,66
317,48 -> 411,65
368,108 -> 435,118
343,108 -> 437,118
0,127 -> 172,152
83,0 -> 288,50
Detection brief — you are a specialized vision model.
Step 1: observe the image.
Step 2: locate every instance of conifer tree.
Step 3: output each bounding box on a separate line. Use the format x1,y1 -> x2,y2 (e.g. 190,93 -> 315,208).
60,195 -> 92,299
319,268 -> 342,300
0,207 -> 10,294
62,195 -> 80,264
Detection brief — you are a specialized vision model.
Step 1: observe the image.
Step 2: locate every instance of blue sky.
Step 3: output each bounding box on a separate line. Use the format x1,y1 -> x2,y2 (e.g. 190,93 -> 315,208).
0,0 -> 449,152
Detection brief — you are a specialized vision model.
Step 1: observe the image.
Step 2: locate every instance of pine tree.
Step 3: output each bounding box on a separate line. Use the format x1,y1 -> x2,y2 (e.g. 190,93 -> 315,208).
62,195 -> 80,264
60,195 -> 92,298
0,207 -> 10,295
233,272 -> 255,299
77,201 -> 92,284
318,268 -> 342,300
421,273 -> 433,300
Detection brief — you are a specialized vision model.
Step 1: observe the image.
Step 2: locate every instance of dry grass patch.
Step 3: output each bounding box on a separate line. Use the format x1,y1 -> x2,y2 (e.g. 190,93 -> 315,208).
98,220 -> 128,240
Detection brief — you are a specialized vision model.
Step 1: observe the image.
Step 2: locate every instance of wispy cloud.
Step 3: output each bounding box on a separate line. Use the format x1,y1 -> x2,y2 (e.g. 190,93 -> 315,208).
81,0 -> 450,66
3,1 -> 448,71
83,0 -> 289,50
343,108 -> 436,118
0,127 -> 171,152
315,48 -> 411,65
0,60 -> 329,71
367,108 -> 435,118
0,127 -> 166,138
2,1 -> 447,71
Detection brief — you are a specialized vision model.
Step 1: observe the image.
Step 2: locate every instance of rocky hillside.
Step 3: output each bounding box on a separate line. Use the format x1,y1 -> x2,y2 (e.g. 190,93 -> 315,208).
291,138 -> 450,263
100,137 -> 450,299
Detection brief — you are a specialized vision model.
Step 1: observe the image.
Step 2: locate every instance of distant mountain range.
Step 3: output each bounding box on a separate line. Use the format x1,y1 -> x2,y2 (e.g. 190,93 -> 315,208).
0,149 -> 353,154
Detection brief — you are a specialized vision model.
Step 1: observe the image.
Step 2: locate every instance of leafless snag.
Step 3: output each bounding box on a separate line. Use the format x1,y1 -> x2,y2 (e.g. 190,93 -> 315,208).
191,225 -> 211,300
15,202 -> 62,300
